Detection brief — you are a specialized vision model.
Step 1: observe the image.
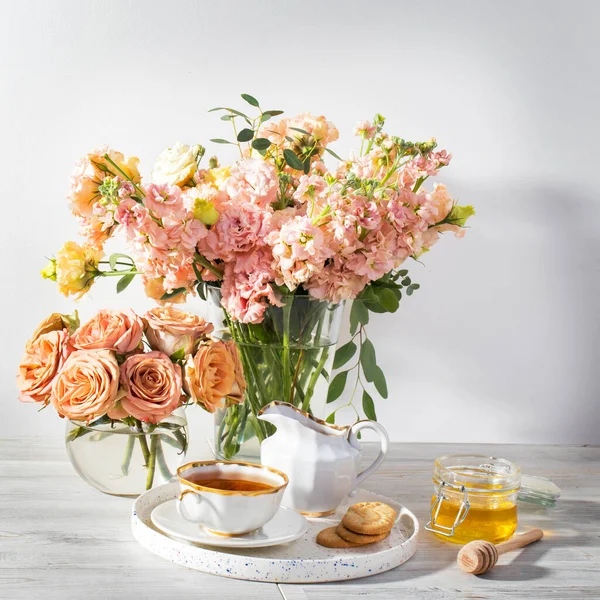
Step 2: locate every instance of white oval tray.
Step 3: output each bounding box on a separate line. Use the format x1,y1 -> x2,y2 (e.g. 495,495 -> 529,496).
131,482 -> 418,583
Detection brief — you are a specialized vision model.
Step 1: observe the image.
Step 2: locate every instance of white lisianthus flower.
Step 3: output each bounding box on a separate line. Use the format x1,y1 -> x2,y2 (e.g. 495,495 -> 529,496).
152,143 -> 202,186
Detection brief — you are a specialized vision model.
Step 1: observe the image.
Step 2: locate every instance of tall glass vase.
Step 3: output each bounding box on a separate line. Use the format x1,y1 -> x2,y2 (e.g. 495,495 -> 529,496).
206,286 -> 344,460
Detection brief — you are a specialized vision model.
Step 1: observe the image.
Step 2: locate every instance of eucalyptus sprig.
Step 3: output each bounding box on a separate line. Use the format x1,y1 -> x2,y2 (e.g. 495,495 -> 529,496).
325,269 -> 419,424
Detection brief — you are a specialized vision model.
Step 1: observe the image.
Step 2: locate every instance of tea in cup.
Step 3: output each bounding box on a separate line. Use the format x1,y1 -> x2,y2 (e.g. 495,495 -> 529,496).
177,460 -> 288,536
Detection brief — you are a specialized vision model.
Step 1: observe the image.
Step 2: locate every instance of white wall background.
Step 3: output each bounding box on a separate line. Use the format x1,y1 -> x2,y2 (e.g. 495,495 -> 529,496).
2,0 -> 599,445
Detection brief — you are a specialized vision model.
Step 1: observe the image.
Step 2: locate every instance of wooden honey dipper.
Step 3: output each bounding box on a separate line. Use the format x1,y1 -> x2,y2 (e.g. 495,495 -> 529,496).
457,529 -> 544,575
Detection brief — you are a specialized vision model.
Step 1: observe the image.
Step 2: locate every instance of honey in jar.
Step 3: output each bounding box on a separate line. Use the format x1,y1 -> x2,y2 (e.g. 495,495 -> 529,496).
425,455 -> 521,545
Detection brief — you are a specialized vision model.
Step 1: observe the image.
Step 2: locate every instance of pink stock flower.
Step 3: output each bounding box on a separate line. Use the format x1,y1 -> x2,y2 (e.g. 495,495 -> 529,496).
225,159 -> 278,209
143,182 -> 185,219
198,201 -> 267,262
268,215 -> 334,290
353,120 -> 376,139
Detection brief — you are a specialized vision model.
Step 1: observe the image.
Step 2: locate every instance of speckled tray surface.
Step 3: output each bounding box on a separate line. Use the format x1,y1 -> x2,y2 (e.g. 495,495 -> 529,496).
131,482 -> 418,583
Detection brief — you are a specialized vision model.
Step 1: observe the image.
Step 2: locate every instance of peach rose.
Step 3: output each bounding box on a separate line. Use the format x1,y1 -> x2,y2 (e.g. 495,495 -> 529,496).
25,312 -> 79,350
120,351 -> 182,423
72,309 -> 143,354
184,341 -> 235,413
143,276 -> 188,304
144,306 -> 214,357
224,340 -> 247,405
50,349 -> 120,422
17,330 -> 72,404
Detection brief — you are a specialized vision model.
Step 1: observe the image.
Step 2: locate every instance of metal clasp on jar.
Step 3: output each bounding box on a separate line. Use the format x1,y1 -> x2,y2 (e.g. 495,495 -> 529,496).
424,480 -> 471,537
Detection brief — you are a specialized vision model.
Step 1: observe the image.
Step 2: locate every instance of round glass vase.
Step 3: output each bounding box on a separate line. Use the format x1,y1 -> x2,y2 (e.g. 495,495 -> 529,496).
65,412 -> 188,497
205,286 -> 345,461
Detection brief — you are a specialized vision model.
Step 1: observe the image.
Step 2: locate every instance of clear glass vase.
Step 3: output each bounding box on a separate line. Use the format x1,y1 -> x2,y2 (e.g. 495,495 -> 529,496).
64,411 -> 188,497
206,286 -> 345,460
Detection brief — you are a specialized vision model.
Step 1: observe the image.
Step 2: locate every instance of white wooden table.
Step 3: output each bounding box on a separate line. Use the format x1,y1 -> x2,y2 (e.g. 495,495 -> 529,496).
1,440 -> 599,599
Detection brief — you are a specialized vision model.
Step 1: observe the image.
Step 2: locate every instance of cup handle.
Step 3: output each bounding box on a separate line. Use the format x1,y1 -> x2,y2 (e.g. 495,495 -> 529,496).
348,420 -> 389,492
177,489 -> 201,522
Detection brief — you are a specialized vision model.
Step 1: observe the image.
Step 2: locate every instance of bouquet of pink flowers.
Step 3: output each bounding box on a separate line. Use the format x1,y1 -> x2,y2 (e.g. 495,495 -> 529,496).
17,306 -> 245,488
40,94 -> 474,459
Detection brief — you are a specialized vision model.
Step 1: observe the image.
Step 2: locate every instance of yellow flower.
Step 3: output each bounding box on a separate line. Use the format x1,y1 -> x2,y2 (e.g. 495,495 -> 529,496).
204,166 -> 230,190
51,241 -> 103,298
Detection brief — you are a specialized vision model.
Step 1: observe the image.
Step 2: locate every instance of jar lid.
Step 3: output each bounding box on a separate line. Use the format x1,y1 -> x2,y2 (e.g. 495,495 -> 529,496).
518,474 -> 561,507
432,454 -> 521,493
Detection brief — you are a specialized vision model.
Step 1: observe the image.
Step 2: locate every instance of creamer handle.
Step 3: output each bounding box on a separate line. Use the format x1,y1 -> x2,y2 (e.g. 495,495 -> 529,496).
348,420 -> 389,491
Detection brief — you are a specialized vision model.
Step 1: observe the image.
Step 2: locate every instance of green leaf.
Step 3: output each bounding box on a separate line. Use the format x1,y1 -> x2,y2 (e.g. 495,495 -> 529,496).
326,412 -> 336,424
349,301 -> 369,334
116,273 -> 135,293
373,366 -> 388,399
170,348 -> 186,362
283,149 -> 305,171
303,157 -> 311,174
208,107 -> 252,123
160,287 -> 186,300
411,283 -> 420,290
333,341 -> 357,369
241,93 -> 260,107
251,138 -> 271,151
192,261 -> 204,282
398,269 -> 408,277
377,287 -> 400,313
210,138 -> 234,145
289,126 -> 311,135
109,253 -> 133,270
401,277 -> 411,286
327,371 -> 348,403
325,147 -> 343,161
237,128 -> 255,142
406,286 -> 414,296
360,338 -> 377,382
362,390 -> 377,420
262,109 -> 284,117
220,114 -> 233,121
197,282 -> 206,301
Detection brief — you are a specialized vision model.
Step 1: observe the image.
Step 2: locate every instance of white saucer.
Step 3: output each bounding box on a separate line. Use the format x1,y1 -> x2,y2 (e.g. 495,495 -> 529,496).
151,500 -> 308,548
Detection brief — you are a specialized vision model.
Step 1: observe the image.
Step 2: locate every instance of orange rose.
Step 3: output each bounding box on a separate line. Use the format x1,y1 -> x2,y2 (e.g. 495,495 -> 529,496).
184,341 -> 235,413
120,351 -> 182,423
224,340 -> 247,405
17,330 -> 71,404
72,309 -> 143,354
144,306 -> 214,357
51,350 -> 120,422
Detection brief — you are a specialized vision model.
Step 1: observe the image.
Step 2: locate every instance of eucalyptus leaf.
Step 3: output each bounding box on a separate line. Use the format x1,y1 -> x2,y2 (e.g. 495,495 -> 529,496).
360,338 -> 377,382
326,412 -> 336,424
377,287 -> 400,313
263,109 -> 284,117
252,138 -> 271,151
116,273 -> 135,294
327,371 -> 348,403
241,93 -> 260,107
325,147 -> 343,161
350,301 -> 369,334
401,277 -> 411,286
210,138 -> 234,145
373,366 -> 388,399
220,114 -> 233,121
237,128 -> 255,142
362,390 -> 377,420
283,149 -> 305,170
333,340 -> 357,369
289,127 -> 311,135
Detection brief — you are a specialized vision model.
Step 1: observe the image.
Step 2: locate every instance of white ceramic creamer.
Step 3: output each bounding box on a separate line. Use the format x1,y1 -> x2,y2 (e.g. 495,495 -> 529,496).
258,402 -> 389,516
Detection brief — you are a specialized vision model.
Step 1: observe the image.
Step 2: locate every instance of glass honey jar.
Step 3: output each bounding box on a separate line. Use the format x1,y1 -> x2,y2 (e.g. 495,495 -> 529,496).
425,455 -> 521,544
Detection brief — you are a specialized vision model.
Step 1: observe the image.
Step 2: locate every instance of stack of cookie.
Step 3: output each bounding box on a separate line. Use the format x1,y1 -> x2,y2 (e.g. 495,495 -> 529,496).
316,502 -> 397,548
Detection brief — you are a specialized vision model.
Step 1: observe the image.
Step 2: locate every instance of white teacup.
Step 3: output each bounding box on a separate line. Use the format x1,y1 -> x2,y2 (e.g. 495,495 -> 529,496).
176,460 -> 288,536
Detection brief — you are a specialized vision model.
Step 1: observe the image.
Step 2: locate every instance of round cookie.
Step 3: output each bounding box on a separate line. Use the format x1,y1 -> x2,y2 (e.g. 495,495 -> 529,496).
316,526 -> 363,548
342,501 -> 397,535
336,522 -> 389,545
